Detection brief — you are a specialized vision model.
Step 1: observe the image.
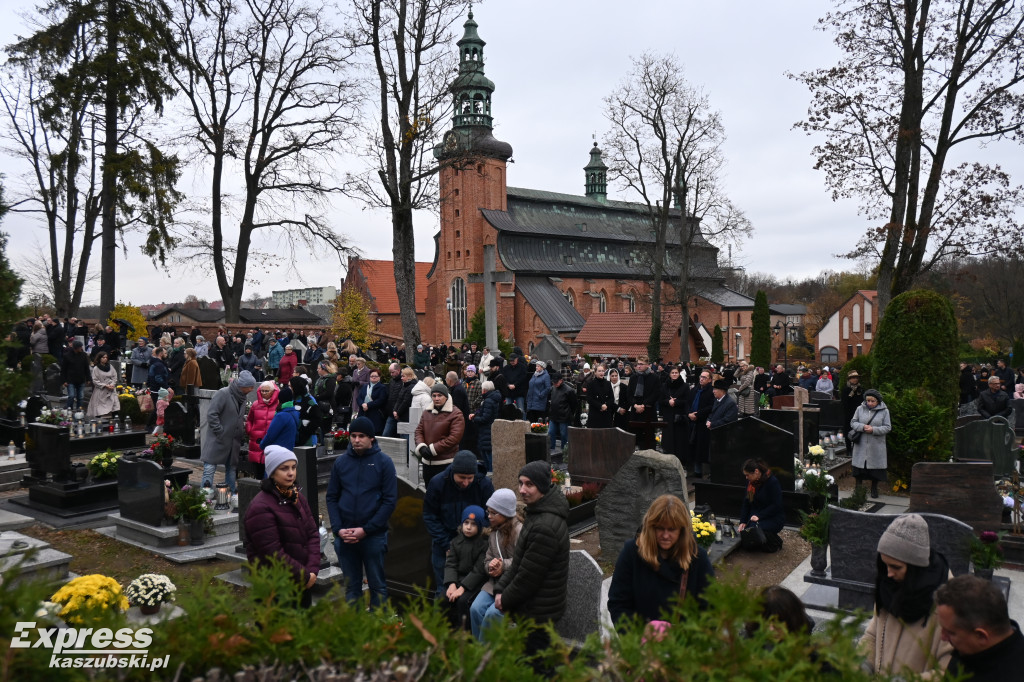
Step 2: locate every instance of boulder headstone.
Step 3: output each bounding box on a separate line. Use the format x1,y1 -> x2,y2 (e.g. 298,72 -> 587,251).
953,416 -> 1016,477
118,458 -> 167,527
555,550 -> 604,642
491,420 -> 530,491
907,462 -> 1003,533
567,427 -> 635,484
596,450 -> 687,559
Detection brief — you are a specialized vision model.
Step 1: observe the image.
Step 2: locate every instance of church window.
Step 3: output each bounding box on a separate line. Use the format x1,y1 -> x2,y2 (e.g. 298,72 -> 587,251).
626,293 -> 636,313
456,250 -> 461,258
842,316 -> 849,340
477,164 -> 483,173
599,291 -> 607,313
466,249 -> 470,257
447,251 -> 451,259
565,290 -> 575,308
820,346 -> 839,364
528,341 -> 535,353
450,278 -> 467,342
455,230 -> 460,237
454,188 -> 459,196
455,209 -> 460,217
737,313 -> 741,326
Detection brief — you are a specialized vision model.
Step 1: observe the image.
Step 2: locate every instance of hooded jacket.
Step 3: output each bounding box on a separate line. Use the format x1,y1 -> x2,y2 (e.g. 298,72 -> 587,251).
325,439 -> 397,537
494,487 -> 570,623
200,382 -> 249,466
423,462 -> 495,549
410,380 -> 434,411
246,385 -> 279,464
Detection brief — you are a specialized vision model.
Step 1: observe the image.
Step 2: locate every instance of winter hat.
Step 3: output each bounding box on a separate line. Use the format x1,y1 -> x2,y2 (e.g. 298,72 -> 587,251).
263,445 -> 297,478
461,505 -> 488,530
864,389 -> 883,403
289,376 -> 308,397
712,379 -> 729,390
466,364 -> 477,374
877,513 -> 930,567
430,383 -> 450,398
452,450 -> 478,475
348,416 -> 375,438
489,358 -> 502,369
519,460 -> 552,495
583,363 -> 591,370
847,370 -> 860,378
72,340 -> 84,349
235,370 -> 257,389
157,388 -> 169,402
277,386 -> 293,405
486,489 -> 518,519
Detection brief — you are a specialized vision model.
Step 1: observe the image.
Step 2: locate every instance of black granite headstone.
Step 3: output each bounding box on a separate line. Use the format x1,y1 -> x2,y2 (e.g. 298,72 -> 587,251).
24,422 -> 72,480
236,478 -> 262,550
0,418 -> 26,450
817,401 -> 846,431
118,458 -> 167,526
802,411 -> 820,454
163,402 -> 196,445
1014,399 -> 1024,437
294,446 -> 320,522
758,409 -> 799,455
708,417 -> 796,490
524,433 -> 549,465
384,476 -> 434,598
809,391 -> 833,403
44,364 -> 64,395
24,396 -> 47,425
953,416 -> 1016,476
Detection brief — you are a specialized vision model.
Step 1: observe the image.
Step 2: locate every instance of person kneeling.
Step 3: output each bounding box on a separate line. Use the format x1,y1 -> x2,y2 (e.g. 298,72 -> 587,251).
738,458 -> 785,553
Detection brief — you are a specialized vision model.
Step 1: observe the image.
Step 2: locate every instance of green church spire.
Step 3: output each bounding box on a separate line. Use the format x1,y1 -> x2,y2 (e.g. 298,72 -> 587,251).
584,142 -> 608,202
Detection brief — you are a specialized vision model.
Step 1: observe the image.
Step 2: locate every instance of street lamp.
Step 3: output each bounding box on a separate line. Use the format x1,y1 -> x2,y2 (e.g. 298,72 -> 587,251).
773,320 -> 795,370
445,297 -> 453,345
735,332 -> 742,361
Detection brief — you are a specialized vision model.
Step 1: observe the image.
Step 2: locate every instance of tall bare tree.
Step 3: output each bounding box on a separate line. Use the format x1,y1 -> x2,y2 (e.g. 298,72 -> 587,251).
168,0 -> 359,323
792,0 -> 1024,316
345,0 -> 464,353
604,52 -> 751,361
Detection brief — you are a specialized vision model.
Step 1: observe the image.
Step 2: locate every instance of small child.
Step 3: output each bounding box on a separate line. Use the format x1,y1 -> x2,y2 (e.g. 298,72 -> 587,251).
443,505 -> 489,630
154,387 -> 174,435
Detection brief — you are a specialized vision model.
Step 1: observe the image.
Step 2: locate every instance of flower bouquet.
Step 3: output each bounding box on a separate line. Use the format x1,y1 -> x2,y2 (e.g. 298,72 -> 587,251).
124,573 -> 176,613
807,444 -> 825,466
691,514 -> 716,549
87,449 -> 122,479
142,433 -> 175,465
170,484 -> 214,533
798,469 -> 835,496
51,574 -> 128,624
36,407 -> 72,426
530,422 -> 548,434
550,467 -> 566,487
331,429 -> 350,448
970,530 -> 1005,571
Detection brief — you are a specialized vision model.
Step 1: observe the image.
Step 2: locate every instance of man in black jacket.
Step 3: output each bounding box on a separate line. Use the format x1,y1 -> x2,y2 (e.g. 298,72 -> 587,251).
687,370 -> 715,479
936,575 -> 1024,682
61,340 -> 91,410
627,356 -> 661,448
978,376 -> 1012,419
502,354 -> 528,412
381,363 -> 404,438
547,373 -> 577,452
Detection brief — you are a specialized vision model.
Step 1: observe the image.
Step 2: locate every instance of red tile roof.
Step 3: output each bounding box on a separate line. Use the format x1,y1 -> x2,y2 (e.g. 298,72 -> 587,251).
348,258 -> 431,315
575,311 -> 682,357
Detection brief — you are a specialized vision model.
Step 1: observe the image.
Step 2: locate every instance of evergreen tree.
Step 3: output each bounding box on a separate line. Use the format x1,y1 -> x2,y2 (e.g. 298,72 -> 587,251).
464,306 -> 513,358
711,325 -> 724,364
750,290 -> 771,368
0,182 -> 32,409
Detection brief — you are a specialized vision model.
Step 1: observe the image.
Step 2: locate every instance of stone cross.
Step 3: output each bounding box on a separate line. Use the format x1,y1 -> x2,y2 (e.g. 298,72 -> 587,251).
467,243 -> 513,351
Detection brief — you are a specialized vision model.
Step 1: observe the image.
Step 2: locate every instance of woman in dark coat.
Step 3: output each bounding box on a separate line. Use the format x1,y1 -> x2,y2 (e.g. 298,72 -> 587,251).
738,458 -> 785,553
585,364 -> 615,428
471,382 -> 502,473
608,369 -> 631,430
608,494 -> 714,626
659,366 -> 690,468
333,367 -> 354,428
313,361 -> 338,434
244,445 -> 320,607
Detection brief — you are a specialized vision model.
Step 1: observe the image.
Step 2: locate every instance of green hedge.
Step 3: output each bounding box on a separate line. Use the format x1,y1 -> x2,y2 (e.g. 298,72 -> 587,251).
879,383 -> 954,488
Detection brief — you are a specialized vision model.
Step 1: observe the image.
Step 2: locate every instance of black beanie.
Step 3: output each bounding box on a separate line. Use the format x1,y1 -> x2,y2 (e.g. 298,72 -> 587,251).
277,386 -> 294,405
290,376 -> 308,397
519,460 -> 551,495
452,450 -> 478,475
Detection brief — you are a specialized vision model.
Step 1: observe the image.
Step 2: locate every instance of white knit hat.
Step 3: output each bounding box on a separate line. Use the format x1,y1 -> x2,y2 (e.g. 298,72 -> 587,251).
264,445 -> 297,478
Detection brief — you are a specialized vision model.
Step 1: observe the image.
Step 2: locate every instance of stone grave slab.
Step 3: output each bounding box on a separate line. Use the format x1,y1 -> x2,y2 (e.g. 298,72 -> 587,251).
954,416 -> 1016,477
384,476 -> 434,598
907,462 -> 1003,533
804,507 -> 973,611
596,450 -> 687,559
0,531 -> 72,584
491,420 -> 530,492
809,391 -> 833,403
758,409 -> 799,455
567,427 -> 635,484
101,510 -> 239,562
1015,399 -> 1024,437
793,386 -> 809,408
817,401 -> 846,431
377,436 -> 416,485
294,446 -> 320,521
163,401 -> 199,452
0,508 -> 33,531
555,550 -> 603,643
24,422 -> 72,481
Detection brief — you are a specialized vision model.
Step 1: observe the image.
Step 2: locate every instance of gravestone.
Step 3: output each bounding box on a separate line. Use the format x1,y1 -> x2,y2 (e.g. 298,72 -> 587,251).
805,507 -> 973,611
24,422 -> 72,481
396,406 -> 425,457
24,396 -> 48,425
524,433 -> 549,465
809,391 -> 833,403
802,410 -> 820,457
118,458 -> 168,527
163,402 -> 197,446
198,356 -> 221,389
955,414 -> 984,429
44,363 -> 64,395
567,427 -> 636,484
792,386 -> 809,409
491,420 -> 530,491
377,436 -> 411,478
758,409 -> 799,455
294,446 -> 320,521
953,416 -> 1016,477
384,476 -> 434,598
0,418 -> 26,450
907,462 -> 1003,533
555,550 -> 603,643
596,450 -> 687,559
817,401 -> 846,432
235,477 -> 262,551
1014,399 -> 1024,437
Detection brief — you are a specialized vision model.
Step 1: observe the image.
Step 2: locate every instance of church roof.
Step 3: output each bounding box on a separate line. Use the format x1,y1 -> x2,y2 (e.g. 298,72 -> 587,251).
696,286 -> 756,308
515,276 -> 586,333
347,258 -> 431,315
575,311 -> 683,358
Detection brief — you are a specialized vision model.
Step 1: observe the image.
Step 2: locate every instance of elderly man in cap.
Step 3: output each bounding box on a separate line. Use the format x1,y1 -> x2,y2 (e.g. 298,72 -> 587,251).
200,370 -> 258,493
707,378 -> 739,430
325,416 -> 397,607
414,383 -> 465,486
423,450 -> 494,597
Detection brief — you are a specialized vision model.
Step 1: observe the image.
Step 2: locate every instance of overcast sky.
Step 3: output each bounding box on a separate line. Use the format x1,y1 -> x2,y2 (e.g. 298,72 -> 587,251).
0,1 -> 1019,309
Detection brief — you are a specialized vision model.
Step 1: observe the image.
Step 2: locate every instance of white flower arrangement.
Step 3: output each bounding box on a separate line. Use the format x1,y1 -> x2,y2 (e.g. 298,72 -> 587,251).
123,573 -> 176,608
808,444 -> 825,457
34,600 -> 63,624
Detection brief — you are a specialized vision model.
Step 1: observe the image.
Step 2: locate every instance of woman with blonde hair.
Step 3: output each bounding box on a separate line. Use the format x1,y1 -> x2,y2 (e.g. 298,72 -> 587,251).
607,494 -> 714,625
179,347 -> 202,390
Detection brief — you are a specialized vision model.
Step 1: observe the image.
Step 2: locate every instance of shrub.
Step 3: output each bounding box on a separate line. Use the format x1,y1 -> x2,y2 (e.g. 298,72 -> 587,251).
118,394 -> 145,423
880,383 -> 953,485
711,325 -> 724,364
838,353 -> 873,388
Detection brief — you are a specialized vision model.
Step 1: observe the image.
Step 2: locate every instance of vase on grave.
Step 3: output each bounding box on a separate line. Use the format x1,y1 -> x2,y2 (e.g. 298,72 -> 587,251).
177,521 -> 190,546
973,566 -> 995,581
139,604 -> 161,616
810,544 -> 828,577
189,519 -> 205,545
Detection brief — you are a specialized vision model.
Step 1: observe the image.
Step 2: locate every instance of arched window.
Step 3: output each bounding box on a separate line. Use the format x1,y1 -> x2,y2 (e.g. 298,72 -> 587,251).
450,278 -> 467,342
820,346 -> 839,364
842,316 -> 850,340
626,292 -> 636,313
599,291 -> 607,313
565,289 -> 575,308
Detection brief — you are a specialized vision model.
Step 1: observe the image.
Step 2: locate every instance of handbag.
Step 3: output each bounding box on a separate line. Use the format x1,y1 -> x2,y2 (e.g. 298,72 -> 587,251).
739,385 -> 751,397
741,522 -> 767,549
849,411 -> 876,445
137,391 -> 154,412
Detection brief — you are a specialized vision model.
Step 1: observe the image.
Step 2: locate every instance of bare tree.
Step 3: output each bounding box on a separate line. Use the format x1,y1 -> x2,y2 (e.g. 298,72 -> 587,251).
792,0 -> 1024,316
604,52 -> 751,361
344,0 -> 464,353
167,0 -> 359,323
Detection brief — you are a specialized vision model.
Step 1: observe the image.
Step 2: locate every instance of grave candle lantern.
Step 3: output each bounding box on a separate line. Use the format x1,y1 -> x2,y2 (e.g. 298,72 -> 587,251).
215,483 -> 230,510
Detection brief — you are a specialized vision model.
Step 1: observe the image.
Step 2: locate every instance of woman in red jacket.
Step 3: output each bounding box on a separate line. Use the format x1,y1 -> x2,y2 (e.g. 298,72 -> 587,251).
244,445 -> 320,607
245,381 -> 279,479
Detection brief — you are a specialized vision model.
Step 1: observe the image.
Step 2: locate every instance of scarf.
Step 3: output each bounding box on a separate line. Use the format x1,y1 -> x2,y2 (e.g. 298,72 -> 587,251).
690,385 -> 704,412
275,482 -> 298,504
633,369 -> 648,399
875,551 -> 949,623
746,471 -> 769,502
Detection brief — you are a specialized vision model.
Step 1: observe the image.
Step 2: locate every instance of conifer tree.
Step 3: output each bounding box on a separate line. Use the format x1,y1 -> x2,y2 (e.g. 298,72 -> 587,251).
750,290 -> 772,368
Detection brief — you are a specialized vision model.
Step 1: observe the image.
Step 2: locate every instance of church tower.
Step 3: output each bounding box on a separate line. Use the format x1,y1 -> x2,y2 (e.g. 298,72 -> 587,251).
584,142 -> 608,202
429,8 -> 513,345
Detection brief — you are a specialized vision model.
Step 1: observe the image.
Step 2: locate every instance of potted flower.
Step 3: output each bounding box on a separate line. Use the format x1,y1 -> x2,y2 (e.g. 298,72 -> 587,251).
530,422 -> 548,434
169,484 -> 214,545
87,449 -> 122,480
969,530 -> 1005,580
798,468 -> 836,511
691,514 -> 717,550
147,433 -> 176,468
51,574 -> 128,624
807,444 -> 825,467
799,507 -> 831,576
124,573 -> 176,615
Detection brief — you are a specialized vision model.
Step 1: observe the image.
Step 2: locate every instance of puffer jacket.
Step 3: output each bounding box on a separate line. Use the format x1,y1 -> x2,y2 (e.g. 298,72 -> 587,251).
246,386 -> 279,464
324,440 -> 397,537
443,530 -> 489,589
423,463 -> 495,549
267,342 -> 284,369
494,487 -> 569,623
414,395 -> 465,466
472,390 -> 502,452
410,380 -> 433,411
526,370 -> 551,411
244,478 -> 320,585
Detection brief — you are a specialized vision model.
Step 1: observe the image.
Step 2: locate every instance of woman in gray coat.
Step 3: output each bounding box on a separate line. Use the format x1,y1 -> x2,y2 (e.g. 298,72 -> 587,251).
200,370 -> 258,493
734,361 -> 758,416
850,388 -> 891,499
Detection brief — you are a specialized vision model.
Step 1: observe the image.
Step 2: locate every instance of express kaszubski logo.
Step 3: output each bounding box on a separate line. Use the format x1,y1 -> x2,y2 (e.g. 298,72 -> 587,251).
11,622 -> 170,671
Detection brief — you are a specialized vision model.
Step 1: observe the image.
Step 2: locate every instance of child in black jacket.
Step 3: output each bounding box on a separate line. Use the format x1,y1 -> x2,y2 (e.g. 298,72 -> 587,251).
443,505 -> 489,630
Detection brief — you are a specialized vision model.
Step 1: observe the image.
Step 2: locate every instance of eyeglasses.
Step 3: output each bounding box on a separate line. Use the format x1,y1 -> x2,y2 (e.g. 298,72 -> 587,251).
485,510 -> 500,516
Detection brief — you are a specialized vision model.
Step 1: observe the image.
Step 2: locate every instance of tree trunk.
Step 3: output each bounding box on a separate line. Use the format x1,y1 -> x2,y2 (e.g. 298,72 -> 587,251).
99,0 -> 119,323
392,204 -> 421,353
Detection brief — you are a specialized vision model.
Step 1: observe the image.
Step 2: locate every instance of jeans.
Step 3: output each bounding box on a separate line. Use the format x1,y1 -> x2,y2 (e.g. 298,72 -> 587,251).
548,420 -> 569,450
66,384 -> 85,410
505,397 -> 525,412
479,447 -> 492,473
469,590 -> 504,640
201,462 -> 237,493
431,539 -> 449,598
382,415 -> 398,438
335,532 -> 389,607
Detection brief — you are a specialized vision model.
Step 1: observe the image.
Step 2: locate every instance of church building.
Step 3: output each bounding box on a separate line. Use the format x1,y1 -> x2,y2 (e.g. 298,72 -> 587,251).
348,10 -> 731,360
